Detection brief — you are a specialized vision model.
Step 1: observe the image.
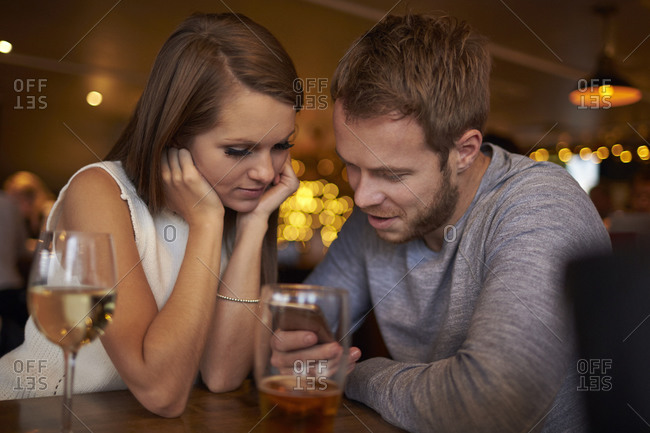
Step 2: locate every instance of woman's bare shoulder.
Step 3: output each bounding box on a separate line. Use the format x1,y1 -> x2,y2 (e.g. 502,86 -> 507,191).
68,166 -> 123,195
58,166 -> 135,233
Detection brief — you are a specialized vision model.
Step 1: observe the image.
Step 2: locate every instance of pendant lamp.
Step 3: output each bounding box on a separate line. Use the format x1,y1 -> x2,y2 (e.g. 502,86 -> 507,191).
569,4 -> 642,108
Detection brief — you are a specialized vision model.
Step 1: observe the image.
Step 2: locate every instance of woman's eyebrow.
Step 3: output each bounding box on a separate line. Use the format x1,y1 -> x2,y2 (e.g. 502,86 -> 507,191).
221,130 -> 296,146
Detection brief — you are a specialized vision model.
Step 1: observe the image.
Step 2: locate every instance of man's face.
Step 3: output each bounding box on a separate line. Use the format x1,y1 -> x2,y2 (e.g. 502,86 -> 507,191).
333,101 -> 459,245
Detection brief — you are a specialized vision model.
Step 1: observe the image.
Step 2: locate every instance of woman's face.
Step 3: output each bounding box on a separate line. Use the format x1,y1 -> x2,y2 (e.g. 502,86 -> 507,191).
187,87 -> 296,213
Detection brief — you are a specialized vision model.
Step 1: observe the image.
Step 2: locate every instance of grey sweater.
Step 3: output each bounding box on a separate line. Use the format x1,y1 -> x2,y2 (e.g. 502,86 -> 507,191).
306,144 -> 611,432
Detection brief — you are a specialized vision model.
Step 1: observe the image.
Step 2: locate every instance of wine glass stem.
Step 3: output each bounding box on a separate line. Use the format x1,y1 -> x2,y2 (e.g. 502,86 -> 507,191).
62,349 -> 77,433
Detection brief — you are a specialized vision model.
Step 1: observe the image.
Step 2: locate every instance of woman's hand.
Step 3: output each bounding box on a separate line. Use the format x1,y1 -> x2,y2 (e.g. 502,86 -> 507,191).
238,156 -> 299,224
162,148 -> 224,225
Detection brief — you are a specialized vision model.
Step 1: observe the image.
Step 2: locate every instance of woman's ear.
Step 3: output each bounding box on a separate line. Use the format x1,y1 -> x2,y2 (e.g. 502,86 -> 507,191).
170,137 -> 192,151
455,129 -> 483,173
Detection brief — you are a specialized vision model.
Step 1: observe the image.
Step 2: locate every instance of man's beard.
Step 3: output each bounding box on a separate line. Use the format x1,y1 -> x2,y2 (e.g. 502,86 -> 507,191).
393,164 -> 459,244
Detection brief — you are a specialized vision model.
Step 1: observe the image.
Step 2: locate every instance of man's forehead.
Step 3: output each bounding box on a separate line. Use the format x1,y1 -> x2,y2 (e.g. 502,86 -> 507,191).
336,148 -> 416,173
334,131 -> 438,174
334,101 -> 414,128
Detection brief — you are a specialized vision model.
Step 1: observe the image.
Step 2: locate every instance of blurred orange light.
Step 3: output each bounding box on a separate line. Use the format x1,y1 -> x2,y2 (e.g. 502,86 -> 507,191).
620,150 -> 632,163
579,148 -> 592,161
596,146 -> 609,160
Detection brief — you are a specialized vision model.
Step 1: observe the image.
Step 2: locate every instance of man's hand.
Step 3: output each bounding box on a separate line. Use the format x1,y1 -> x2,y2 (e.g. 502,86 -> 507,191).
270,330 -> 362,376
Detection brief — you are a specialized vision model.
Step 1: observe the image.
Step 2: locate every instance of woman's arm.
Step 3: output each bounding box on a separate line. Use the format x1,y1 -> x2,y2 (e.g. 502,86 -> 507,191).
199,157 -> 298,391
58,149 -> 224,417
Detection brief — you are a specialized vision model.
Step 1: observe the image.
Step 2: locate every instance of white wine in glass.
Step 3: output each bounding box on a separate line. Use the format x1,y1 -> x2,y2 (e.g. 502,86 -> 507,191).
28,231 -> 117,433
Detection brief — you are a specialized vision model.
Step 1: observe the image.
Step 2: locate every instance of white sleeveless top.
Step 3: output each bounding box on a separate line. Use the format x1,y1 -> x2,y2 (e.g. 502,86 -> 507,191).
0,161 -> 190,399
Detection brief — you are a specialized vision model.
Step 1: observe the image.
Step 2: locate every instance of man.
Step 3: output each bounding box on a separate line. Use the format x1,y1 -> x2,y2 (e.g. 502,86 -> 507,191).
284,14 -> 609,432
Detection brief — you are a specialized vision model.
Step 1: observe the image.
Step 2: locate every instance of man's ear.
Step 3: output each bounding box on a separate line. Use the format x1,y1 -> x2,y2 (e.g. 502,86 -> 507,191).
455,129 -> 483,173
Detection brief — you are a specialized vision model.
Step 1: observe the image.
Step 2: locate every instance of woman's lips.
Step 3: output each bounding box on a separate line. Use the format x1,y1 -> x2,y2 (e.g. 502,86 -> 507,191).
237,187 -> 266,199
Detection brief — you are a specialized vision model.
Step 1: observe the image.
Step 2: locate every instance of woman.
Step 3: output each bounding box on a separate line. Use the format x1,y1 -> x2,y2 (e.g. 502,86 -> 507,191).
0,12 -> 302,417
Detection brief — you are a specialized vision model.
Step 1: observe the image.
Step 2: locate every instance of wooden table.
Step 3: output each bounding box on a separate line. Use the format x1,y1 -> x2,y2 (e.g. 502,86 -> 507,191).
0,381 -> 407,432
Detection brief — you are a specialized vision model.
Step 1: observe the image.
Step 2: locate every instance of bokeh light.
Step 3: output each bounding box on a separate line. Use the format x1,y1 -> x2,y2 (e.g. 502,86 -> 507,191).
579,147 -> 592,161
620,150 -> 632,163
0,40 -> 12,54
317,158 -> 334,176
291,159 -> 305,177
558,148 -> 573,163
86,91 -> 103,106
596,146 -> 609,160
278,178 -> 353,248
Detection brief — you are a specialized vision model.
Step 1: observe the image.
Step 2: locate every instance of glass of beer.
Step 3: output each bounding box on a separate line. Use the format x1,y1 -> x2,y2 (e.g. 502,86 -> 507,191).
254,283 -> 350,433
27,231 -> 117,433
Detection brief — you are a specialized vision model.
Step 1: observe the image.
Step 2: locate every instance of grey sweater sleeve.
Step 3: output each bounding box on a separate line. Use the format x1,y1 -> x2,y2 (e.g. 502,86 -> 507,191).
305,210 -> 373,327
334,170 -> 610,432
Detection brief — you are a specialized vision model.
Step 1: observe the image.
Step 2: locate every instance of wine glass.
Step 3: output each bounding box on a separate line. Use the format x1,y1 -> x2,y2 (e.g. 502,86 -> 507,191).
27,231 -> 117,433
254,283 -> 350,433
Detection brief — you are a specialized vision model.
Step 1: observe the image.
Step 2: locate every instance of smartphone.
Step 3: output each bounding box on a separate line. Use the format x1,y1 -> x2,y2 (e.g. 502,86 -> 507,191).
270,302 -> 334,343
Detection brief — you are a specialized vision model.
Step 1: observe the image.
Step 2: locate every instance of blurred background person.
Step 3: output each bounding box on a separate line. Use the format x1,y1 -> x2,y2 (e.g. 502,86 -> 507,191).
3,171 -> 55,249
0,192 -> 30,356
588,181 -> 614,224
628,169 -> 650,213
608,169 -> 650,250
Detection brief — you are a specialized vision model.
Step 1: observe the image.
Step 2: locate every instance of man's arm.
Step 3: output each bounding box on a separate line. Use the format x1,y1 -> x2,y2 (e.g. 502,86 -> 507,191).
305,209 -> 373,328
345,178 -> 610,432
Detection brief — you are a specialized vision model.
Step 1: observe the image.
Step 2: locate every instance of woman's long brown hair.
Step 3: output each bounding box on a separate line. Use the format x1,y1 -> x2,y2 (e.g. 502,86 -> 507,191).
106,13 -> 302,286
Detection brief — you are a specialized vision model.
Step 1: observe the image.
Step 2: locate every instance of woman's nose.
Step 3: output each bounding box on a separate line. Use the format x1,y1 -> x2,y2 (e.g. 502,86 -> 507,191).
249,151 -> 275,184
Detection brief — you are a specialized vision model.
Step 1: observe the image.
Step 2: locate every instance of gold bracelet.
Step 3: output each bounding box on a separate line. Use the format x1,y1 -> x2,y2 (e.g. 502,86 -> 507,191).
217,293 -> 260,303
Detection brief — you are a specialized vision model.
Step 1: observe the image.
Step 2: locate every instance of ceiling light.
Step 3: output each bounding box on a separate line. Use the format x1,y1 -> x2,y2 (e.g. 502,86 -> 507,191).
86,91 -> 103,107
0,40 -> 12,54
569,5 -> 642,108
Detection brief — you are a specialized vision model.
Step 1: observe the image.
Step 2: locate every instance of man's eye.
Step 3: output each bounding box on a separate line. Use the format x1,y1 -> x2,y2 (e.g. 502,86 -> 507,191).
383,172 -> 404,182
225,148 -> 252,157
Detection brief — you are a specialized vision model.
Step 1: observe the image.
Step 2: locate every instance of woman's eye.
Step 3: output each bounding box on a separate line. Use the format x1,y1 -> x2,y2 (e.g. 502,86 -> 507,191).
225,148 -> 252,157
273,141 -> 295,151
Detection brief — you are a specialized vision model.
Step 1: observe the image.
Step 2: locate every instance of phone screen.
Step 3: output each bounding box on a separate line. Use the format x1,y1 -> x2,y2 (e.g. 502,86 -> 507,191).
270,302 -> 334,343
